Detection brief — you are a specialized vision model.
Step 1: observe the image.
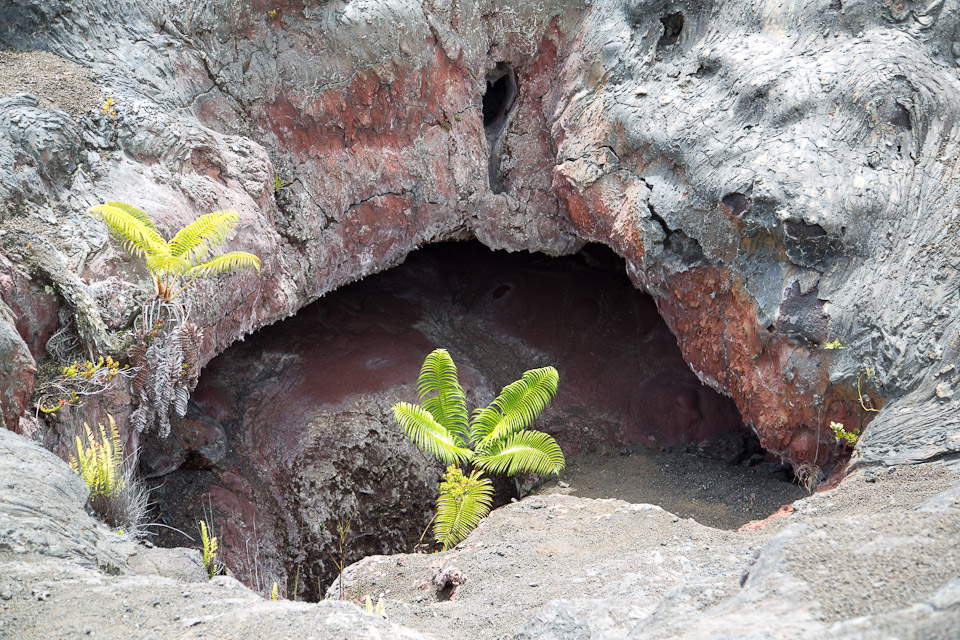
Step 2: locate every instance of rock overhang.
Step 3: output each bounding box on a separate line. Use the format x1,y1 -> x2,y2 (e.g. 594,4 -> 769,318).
0,0 -> 957,476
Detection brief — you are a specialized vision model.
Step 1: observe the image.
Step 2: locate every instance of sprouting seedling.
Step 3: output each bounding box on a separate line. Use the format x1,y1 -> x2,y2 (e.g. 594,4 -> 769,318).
274,170 -> 292,191
364,594 -> 385,617
829,421 -> 860,446
100,97 -> 117,119
199,519 -> 220,578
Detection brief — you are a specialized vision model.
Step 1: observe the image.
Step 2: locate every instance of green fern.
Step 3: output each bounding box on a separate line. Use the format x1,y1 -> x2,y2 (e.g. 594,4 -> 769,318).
471,366 -> 559,453
199,519 -> 219,578
435,466 -> 494,550
474,430 -> 566,477
417,349 -> 469,440
393,349 -> 565,550
392,401 -> 473,465
69,415 -> 125,500
88,201 -> 260,301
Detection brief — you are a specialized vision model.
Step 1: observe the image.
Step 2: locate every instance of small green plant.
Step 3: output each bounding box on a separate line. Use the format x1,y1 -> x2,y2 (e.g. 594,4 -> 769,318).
100,97 -> 116,119
393,348 -> 564,550
88,201 -> 261,301
822,338 -> 881,413
329,512 -> 356,601
829,421 -> 860,447
70,417 -> 124,501
69,415 -> 148,534
199,519 -> 220,578
274,170 -> 292,191
35,355 -> 131,414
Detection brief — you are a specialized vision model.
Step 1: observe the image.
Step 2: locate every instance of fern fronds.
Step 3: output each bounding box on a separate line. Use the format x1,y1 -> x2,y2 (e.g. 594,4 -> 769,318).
434,467 -> 493,551
416,349 -> 469,440
145,252 -> 191,275
168,209 -> 240,262
199,519 -> 219,578
471,366 -> 559,451
392,402 -> 473,465
69,416 -> 125,499
474,430 -> 565,477
88,201 -> 261,302
104,201 -> 158,231
88,204 -> 168,258
187,251 -> 261,278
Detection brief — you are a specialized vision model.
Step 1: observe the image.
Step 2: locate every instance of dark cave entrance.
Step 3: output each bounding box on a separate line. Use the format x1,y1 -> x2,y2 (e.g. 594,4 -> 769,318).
483,63 -> 517,194
145,241 -> 802,602
658,12 -> 684,48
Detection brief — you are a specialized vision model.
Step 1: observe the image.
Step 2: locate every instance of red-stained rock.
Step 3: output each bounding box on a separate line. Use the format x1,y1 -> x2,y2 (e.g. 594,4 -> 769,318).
0,299 -> 36,432
0,253 -> 58,360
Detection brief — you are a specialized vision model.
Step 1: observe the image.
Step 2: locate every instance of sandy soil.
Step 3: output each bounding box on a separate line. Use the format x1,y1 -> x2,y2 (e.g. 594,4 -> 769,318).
0,49 -> 102,119
539,447 -> 806,529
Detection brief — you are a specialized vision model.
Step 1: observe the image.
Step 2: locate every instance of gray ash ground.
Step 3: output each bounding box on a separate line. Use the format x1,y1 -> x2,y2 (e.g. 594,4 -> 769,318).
539,446 -> 806,529
0,49 -> 102,119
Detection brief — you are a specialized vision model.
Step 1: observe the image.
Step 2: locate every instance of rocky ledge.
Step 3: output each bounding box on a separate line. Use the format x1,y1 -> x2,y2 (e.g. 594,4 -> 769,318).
3,426 -> 959,638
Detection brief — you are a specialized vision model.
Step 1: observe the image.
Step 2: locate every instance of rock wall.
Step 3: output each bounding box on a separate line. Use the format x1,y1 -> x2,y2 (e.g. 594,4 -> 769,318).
1,0 -> 959,476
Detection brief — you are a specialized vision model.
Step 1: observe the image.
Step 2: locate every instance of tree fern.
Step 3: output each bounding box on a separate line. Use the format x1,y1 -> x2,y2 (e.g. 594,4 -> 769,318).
393,350 -> 565,550
392,402 -> 474,464
434,466 -> 494,551
87,201 -> 260,301
474,430 -> 565,477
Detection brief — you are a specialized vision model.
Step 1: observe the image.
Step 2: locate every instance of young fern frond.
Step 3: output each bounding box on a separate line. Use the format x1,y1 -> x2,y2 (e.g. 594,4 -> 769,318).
104,201 -> 158,232
392,402 -> 473,465
394,350 -> 564,550
88,204 -> 169,258
472,366 -> 559,452
168,209 -> 240,262
186,251 -> 261,278
145,252 -> 191,275
434,468 -> 493,551
416,348 -> 469,440
473,430 -> 565,477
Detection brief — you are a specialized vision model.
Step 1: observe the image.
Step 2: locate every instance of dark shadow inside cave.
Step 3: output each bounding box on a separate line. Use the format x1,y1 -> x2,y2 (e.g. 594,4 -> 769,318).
658,12 -> 684,48
144,241 -> 802,602
483,63 -> 517,194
